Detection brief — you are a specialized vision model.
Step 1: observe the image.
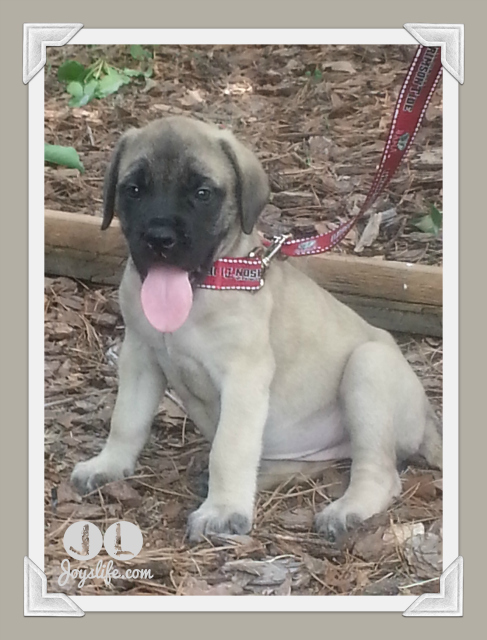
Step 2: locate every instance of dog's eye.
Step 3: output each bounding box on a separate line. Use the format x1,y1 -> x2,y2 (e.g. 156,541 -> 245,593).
195,187 -> 212,202
126,184 -> 141,198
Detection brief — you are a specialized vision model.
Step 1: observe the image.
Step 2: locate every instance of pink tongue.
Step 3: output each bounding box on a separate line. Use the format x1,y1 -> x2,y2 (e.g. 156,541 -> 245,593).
140,266 -> 193,333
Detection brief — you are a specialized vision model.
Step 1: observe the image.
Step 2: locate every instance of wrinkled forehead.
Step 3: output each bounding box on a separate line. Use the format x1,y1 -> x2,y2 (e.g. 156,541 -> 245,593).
117,123 -> 233,188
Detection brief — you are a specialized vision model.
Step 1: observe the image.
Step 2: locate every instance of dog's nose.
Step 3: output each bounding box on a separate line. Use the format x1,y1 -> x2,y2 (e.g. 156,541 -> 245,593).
144,225 -> 178,252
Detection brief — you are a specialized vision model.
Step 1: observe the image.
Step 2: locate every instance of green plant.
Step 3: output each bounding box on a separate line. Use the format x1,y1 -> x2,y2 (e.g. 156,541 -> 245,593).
45,144 -> 85,172
130,45 -> 152,61
305,67 -> 323,82
412,204 -> 442,235
57,46 -> 154,107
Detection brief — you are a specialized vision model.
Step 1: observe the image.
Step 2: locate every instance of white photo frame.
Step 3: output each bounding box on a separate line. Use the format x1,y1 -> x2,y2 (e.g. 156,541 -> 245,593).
28,26 -> 462,615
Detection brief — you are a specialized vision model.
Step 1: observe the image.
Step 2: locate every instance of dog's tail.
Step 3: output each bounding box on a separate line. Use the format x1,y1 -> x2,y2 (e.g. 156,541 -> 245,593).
418,404 -> 443,470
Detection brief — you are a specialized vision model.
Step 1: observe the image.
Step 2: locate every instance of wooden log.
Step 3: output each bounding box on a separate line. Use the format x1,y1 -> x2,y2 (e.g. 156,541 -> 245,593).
292,254 -> 442,307
45,209 -> 442,336
45,209 -> 127,285
335,294 -> 441,338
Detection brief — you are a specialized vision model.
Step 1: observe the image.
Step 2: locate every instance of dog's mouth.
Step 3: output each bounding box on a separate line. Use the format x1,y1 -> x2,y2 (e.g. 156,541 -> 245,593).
141,264 -> 193,333
134,224 -> 222,333
138,246 -> 217,335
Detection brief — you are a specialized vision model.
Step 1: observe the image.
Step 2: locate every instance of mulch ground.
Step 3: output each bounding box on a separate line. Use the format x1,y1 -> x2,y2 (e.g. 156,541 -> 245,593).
44,44 -> 443,597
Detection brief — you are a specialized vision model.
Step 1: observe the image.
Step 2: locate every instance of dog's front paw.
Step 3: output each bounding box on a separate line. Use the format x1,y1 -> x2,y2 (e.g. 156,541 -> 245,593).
314,498 -> 368,543
71,451 -> 134,495
186,501 -> 252,543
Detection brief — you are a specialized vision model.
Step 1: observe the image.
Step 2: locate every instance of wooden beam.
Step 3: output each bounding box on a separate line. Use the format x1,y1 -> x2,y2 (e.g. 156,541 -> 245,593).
45,209 -> 442,336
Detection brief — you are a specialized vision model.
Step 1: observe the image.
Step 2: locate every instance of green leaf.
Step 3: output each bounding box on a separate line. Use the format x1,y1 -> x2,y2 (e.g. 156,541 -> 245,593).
83,78 -> 98,101
130,44 -> 151,60
122,68 -> 146,77
66,80 -> 95,107
66,81 -> 84,99
45,144 -> 85,173
430,205 -> 442,230
412,205 -> 442,235
68,78 -> 99,107
58,60 -> 86,83
122,64 -> 154,80
95,68 -> 130,98
66,81 -> 89,106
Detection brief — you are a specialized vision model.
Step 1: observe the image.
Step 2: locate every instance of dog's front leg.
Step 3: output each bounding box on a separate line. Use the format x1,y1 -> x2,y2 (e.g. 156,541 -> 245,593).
71,328 -> 167,494
187,361 -> 273,542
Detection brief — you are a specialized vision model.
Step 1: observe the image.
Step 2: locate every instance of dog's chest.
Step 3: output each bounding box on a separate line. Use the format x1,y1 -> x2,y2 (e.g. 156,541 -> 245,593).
153,334 -> 221,440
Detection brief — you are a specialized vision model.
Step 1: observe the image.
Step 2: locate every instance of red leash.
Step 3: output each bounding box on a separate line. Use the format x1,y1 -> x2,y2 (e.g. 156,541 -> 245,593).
200,45 -> 442,291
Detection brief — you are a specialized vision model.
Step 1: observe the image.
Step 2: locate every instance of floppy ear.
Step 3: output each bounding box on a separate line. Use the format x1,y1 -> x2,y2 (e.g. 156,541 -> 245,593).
101,130 -> 134,230
219,133 -> 270,235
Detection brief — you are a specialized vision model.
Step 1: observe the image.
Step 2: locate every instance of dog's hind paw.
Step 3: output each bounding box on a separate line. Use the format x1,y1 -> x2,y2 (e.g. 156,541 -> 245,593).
186,501 -> 251,543
71,452 -> 134,495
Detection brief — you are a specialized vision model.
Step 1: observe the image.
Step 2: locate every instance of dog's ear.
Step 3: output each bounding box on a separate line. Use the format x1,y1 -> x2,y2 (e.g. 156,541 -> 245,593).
101,130 -> 135,230
219,133 -> 269,235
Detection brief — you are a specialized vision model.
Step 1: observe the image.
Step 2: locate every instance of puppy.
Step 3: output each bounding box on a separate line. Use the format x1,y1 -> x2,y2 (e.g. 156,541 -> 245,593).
71,116 -> 442,542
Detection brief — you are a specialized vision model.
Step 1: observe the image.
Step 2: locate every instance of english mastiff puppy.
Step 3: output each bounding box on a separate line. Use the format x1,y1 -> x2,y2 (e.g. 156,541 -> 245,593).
71,116 -> 442,542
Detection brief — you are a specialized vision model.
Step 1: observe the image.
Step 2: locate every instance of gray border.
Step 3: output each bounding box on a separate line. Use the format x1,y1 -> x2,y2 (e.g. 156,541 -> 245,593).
1,0 -> 483,634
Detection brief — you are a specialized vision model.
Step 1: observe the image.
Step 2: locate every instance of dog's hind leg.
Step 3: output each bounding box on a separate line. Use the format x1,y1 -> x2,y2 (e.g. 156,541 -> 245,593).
71,328 -> 167,494
257,459 -> 333,491
417,405 -> 443,469
314,339 -> 428,542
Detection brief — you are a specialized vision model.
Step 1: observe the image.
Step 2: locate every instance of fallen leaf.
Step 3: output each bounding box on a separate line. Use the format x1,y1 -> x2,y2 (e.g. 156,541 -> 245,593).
362,577 -> 402,595
49,322 -> 75,340
102,481 -> 143,508
382,522 -> 425,545
323,60 -> 356,74
272,191 -> 317,208
222,557 -> 301,586
419,149 -> 442,165
302,553 -> 326,576
308,135 -> 340,162
403,473 -> 438,501
179,89 -> 205,107
142,78 -> 158,94
56,503 -> 105,519
273,572 -> 293,595
90,312 -> 118,329
57,481 -> 82,504
181,577 -> 243,595
404,532 -> 442,579
160,501 -> 182,521
277,508 -> 313,531
353,528 -> 387,562
354,212 -> 383,253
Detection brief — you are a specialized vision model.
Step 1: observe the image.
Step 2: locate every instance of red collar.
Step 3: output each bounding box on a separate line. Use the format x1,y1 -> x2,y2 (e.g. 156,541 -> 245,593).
198,256 -> 265,291
198,45 -> 442,292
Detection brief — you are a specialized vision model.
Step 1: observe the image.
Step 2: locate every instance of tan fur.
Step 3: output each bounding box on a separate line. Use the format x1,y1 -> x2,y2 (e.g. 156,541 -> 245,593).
72,117 -> 441,542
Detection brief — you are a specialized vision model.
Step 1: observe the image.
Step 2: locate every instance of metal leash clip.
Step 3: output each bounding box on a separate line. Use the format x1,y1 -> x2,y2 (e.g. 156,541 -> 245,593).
249,232 -> 293,273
